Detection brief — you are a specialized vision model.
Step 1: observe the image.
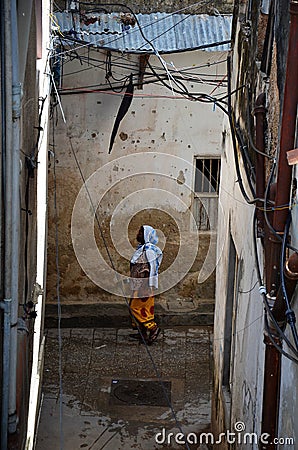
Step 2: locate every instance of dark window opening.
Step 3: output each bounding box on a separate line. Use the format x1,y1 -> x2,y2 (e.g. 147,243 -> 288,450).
195,158 -> 221,194
223,236 -> 238,389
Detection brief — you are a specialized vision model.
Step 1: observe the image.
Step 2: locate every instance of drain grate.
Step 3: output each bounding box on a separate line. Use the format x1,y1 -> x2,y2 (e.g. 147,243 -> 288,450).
110,379 -> 171,406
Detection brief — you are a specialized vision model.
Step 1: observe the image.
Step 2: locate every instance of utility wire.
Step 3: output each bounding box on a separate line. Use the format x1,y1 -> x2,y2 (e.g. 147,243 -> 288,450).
238,280 -> 258,294
280,212 -> 298,351
264,314 -> 298,365
61,47 -> 227,78
52,118 -> 64,450
212,313 -> 263,342
227,55 -> 257,204
252,209 -> 298,359
69,136 -> 191,450
58,1 -> 230,98
53,35 -> 229,94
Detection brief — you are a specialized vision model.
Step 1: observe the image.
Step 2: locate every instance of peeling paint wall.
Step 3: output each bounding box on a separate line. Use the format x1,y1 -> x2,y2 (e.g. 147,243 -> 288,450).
47,48 -> 227,306
212,117 -> 265,448
56,0 -> 234,14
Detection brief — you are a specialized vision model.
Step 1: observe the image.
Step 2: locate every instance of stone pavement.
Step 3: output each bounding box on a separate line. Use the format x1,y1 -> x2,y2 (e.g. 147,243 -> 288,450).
36,326 -> 213,450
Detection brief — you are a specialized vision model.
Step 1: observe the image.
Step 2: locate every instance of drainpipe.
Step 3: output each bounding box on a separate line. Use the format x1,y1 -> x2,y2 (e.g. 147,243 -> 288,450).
0,301 -> 11,450
254,93 -> 266,238
1,0 -> 13,448
267,0 -> 298,296
261,2 -> 298,448
8,0 -> 22,435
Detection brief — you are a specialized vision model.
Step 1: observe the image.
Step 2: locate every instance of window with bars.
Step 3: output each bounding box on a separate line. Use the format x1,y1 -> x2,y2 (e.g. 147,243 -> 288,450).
194,158 -> 221,194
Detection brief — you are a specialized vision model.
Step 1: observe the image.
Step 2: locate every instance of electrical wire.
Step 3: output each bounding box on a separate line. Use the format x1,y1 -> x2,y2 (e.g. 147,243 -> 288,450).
235,121 -> 256,187
51,13 -> 230,100
52,117 -> 64,450
227,56 -> 257,204
238,280 -> 259,294
264,314 -> 298,365
252,209 -> 298,359
52,39 -> 229,95
58,74 -> 228,95
212,314 -> 263,342
52,39 -> 296,221
61,46 -> 228,78
54,1 -> 231,100
280,212 -> 298,351
68,136 -> 191,450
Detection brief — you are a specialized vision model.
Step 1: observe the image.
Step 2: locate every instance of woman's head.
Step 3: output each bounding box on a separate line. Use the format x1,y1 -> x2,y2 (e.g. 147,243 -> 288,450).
137,225 -> 159,245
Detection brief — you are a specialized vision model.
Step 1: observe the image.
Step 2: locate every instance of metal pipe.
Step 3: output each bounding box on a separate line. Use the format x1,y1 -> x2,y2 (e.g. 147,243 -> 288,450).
0,301 -> 12,450
264,182 -> 276,288
16,319 -> 29,420
266,1 -> 298,296
8,0 -> 22,434
273,1 -> 298,232
1,0 -> 13,447
260,335 -> 282,450
261,2 -> 298,448
254,93 -> 266,237
1,0 -> 6,294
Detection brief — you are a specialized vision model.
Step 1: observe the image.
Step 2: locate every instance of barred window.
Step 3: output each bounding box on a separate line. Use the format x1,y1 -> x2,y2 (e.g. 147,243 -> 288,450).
194,158 -> 221,194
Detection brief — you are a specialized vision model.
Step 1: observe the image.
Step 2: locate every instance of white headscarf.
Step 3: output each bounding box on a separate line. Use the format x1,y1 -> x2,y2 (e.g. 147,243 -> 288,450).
130,225 -> 163,288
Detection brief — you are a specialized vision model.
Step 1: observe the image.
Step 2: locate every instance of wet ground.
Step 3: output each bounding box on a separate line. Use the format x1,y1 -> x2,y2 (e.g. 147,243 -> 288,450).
36,326 -> 213,450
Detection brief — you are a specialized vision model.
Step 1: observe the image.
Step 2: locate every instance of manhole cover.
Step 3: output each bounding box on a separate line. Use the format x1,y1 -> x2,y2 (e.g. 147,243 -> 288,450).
110,379 -> 171,406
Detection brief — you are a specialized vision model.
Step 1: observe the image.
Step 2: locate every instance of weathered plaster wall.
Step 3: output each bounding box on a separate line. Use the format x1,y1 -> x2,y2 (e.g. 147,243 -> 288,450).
47,49 -> 227,305
56,0 -> 234,14
19,7 -> 38,308
212,115 -> 265,449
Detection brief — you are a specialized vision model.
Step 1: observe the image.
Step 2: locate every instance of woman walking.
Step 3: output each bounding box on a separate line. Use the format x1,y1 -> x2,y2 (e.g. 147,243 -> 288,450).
129,225 -> 163,344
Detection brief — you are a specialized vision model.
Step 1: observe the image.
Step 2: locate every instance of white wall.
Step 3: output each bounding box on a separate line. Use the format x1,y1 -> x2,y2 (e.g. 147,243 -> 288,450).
212,115 -> 265,448
26,1 -> 51,448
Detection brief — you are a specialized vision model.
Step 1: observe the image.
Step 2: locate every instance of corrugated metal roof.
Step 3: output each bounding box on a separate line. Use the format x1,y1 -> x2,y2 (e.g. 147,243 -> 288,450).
54,12 -> 232,53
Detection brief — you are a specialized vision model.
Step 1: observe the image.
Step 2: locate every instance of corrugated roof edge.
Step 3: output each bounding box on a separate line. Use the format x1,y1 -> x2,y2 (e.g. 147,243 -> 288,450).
54,12 -> 232,53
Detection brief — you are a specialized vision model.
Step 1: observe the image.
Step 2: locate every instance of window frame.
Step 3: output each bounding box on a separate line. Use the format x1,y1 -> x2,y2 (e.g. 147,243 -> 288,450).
193,156 -> 221,198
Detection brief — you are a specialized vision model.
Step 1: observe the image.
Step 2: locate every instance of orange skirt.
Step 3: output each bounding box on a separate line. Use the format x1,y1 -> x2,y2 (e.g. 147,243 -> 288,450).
129,292 -> 157,331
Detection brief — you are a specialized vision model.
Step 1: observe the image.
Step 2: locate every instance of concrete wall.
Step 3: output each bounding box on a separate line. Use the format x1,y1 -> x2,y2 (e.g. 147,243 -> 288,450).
0,2 -> 50,449
212,115 -> 265,449
55,0 -> 234,14
46,48 -> 228,306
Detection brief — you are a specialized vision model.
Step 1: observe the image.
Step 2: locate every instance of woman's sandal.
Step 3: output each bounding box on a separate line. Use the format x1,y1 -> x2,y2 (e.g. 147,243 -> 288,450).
148,327 -> 161,345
